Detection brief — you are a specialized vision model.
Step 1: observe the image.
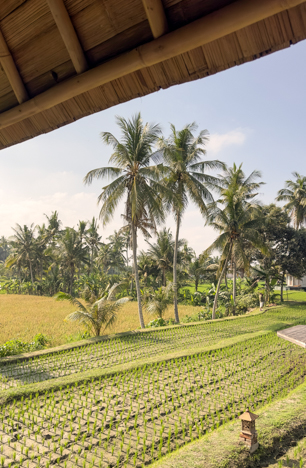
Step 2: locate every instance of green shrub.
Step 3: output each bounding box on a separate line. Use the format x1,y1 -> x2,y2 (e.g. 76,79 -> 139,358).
145,318 -> 176,328
0,334 -> 49,358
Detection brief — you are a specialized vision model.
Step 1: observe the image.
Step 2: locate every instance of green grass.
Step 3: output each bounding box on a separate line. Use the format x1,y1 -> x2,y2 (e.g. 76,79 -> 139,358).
182,283 -> 211,293
283,290 -> 306,302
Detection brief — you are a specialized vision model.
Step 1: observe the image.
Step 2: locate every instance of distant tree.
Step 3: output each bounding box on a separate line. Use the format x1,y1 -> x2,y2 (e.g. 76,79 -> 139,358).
205,164 -> 267,318
6,224 -> 36,283
189,256 -> 218,291
96,243 -> 126,274
0,236 -> 10,262
57,228 -> 89,294
85,217 -> 102,272
253,204 -> 306,301
142,283 -> 173,319
276,172 -> 306,229
146,228 -> 184,286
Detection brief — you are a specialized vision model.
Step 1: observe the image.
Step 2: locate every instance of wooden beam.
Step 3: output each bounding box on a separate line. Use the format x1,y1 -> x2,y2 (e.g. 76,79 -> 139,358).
141,0 -> 168,38
0,0 -> 304,129
46,0 -> 88,74
0,28 -> 28,104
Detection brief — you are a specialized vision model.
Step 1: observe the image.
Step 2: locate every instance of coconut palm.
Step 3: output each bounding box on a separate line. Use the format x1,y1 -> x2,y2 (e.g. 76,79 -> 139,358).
6,224 -> 36,283
85,217 -> 102,272
276,172 -> 306,229
0,236 -> 10,262
55,283 -> 130,336
96,242 -> 126,273
205,164 -> 267,318
146,228 -> 185,286
158,123 -> 225,323
57,228 -> 89,294
189,256 -> 218,291
84,113 -> 166,328
142,283 -> 173,319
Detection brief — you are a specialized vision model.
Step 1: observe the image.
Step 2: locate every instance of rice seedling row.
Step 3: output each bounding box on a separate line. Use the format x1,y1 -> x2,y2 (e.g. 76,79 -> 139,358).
1,305 -> 305,390
0,333 -> 305,468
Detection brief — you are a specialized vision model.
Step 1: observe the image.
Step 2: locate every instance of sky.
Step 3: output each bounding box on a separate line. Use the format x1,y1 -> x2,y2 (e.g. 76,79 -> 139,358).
0,40 -> 306,255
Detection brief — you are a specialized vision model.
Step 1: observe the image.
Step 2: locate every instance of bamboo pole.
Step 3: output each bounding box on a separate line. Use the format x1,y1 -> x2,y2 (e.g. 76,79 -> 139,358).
0,29 -> 28,104
46,0 -> 88,74
141,0 -> 168,38
0,0 -> 304,129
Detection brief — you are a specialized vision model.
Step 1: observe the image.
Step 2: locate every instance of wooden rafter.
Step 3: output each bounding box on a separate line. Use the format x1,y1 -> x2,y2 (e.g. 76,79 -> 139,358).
0,0 -> 304,129
46,0 -> 88,74
0,28 -> 28,104
141,0 -> 168,38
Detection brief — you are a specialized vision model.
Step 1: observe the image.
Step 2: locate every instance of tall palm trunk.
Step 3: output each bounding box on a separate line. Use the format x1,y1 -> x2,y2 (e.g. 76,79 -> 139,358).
70,265 -> 74,295
173,213 -> 180,323
131,224 -> 145,328
29,258 -> 34,284
232,259 -> 236,315
162,269 -> 166,287
212,244 -> 232,319
280,271 -> 285,302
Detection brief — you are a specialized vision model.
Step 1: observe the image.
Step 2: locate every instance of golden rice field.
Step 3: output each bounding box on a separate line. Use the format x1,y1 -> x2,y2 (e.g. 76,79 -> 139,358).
0,295 -> 200,346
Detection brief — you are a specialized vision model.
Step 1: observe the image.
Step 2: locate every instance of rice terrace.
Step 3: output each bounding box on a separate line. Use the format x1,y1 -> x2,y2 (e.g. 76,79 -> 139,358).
1,0 -> 306,467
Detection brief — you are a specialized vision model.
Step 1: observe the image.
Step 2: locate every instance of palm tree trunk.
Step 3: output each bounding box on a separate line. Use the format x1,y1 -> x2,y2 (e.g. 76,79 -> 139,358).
195,276 -> 198,292
212,244 -> 232,319
173,213 -> 180,324
280,271 -> 285,302
232,259 -> 236,315
131,224 -> 145,329
225,273 -> 228,290
70,265 -> 74,295
29,259 -> 34,284
265,278 -> 269,304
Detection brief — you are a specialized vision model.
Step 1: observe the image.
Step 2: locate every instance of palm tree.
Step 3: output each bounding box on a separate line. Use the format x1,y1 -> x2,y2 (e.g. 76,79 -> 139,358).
96,242 -> 126,273
77,220 -> 87,243
146,228 -> 184,286
0,236 -> 10,262
55,283 -> 130,336
189,256 -> 218,291
57,228 -> 89,294
205,164 -> 267,318
276,172 -> 306,229
84,113 -> 166,328
85,217 -> 102,272
158,122 -> 225,323
44,211 -> 62,244
142,283 -> 173,319
137,251 -> 156,286
6,224 -> 36,283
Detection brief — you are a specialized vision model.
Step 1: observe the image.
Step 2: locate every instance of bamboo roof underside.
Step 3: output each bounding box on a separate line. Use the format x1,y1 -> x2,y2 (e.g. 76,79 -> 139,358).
0,0 -> 306,149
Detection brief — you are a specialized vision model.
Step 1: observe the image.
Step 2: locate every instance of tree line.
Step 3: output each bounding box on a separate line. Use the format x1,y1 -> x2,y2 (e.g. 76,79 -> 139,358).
1,114 -> 306,329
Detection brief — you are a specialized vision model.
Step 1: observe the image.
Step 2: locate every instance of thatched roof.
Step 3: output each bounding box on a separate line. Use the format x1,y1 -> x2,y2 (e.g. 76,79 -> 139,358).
0,0 -> 305,149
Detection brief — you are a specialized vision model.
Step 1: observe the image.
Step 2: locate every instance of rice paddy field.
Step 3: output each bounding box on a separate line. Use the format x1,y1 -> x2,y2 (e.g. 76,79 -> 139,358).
1,303 -> 306,390
1,295 -> 306,468
0,295 -> 200,347
0,332 -> 306,468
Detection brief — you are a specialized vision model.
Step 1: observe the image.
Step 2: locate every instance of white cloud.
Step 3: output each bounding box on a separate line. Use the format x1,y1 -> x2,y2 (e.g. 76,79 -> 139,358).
207,129 -> 248,154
